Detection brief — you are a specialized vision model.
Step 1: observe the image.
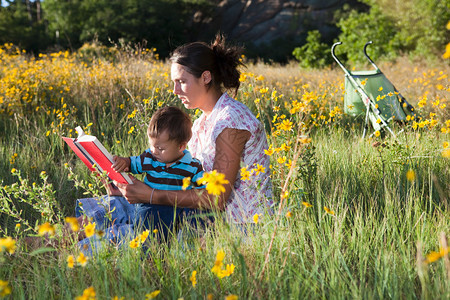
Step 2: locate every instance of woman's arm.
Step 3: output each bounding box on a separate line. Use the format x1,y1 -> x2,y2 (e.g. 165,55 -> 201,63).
116,128 -> 250,210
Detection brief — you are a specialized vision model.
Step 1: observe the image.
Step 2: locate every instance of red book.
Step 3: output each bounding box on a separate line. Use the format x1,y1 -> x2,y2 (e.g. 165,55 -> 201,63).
62,126 -> 133,184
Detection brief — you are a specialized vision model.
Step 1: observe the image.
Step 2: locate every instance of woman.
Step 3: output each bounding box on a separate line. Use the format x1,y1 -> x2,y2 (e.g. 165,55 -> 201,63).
112,35 -> 273,224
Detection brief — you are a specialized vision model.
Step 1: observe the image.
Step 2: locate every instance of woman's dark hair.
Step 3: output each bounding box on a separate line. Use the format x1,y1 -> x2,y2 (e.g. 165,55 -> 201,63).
147,106 -> 192,144
169,34 -> 244,97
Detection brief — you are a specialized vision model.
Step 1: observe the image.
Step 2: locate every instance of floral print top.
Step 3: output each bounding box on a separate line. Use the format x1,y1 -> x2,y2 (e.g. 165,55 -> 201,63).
188,93 -> 273,223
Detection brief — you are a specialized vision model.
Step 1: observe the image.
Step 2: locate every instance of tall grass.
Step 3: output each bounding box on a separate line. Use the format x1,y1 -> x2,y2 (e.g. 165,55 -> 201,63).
0,43 -> 448,299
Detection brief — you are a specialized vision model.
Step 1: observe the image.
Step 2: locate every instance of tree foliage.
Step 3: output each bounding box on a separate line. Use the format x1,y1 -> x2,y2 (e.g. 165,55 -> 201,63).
42,0 -> 213,56
336,0 -> 450,63
0,0 -> 49,54
0,0 -> 448,63
294,0 -> 449,66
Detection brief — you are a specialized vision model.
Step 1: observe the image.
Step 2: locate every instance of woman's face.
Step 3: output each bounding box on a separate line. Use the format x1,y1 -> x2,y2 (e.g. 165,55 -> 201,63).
171,63 -> 208,110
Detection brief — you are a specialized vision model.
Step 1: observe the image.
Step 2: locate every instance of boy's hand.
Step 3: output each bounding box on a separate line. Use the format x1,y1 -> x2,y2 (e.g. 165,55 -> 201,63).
112,156 -> 131,172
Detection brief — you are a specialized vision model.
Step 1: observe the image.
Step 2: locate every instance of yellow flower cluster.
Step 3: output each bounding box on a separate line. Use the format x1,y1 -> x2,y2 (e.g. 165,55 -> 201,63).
425,247 -> 449,264
75,286 -> 96,300
211,249 -> 236,279
0,236 -> 16,254
240,164 -> 266,181
197,170 -> 230,196
0,280 -> 12,297
129,230 -> 150,249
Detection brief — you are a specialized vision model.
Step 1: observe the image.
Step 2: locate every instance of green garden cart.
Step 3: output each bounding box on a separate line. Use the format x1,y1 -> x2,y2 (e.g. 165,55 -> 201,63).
331,41 -> 415,137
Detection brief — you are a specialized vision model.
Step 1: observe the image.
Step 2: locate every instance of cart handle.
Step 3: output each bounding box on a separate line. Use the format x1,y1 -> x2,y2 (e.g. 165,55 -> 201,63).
363,41 -> 379,71
331,42 -> 347,71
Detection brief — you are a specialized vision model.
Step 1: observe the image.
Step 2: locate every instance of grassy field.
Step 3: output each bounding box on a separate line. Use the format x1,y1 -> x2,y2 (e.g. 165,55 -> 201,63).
0,43 -> 449,299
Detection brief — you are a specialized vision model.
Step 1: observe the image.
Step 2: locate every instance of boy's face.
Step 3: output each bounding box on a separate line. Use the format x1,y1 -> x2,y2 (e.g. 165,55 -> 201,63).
148,130 -> 186,165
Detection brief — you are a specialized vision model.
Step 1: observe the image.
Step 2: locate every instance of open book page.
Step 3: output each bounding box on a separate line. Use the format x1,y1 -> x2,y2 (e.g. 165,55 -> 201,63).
62,126 -> 133,184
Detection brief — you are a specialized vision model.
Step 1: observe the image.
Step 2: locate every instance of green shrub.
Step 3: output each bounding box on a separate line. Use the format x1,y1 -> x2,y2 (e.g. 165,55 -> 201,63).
292,30 -> 332,68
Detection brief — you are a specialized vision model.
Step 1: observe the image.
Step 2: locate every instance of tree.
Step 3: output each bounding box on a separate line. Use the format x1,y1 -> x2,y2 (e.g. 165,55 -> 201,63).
0,0 -> 50,53
43,0 -> 213,56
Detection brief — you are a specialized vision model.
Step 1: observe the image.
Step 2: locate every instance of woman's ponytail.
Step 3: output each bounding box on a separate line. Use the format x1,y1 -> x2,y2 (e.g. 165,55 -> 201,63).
211,34 -> 244,97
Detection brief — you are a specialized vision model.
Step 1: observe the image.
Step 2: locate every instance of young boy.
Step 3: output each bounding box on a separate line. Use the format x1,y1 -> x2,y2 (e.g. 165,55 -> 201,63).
112,106 -> 205,235
76,106 -> 207,253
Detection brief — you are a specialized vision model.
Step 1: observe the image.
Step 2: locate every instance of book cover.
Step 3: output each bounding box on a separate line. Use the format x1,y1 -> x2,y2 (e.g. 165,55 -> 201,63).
62,126 -> 133,184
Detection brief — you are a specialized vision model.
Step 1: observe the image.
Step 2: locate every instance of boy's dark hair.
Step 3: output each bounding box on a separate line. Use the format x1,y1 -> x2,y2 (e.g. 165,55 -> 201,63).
147,106 -> 192,144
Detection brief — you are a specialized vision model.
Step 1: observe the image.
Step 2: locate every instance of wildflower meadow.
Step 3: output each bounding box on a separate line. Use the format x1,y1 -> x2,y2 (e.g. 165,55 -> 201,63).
0,41 -> 449,299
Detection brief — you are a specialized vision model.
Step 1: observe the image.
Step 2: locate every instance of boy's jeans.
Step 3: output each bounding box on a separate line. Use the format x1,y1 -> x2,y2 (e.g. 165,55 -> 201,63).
75,195 -> 212,255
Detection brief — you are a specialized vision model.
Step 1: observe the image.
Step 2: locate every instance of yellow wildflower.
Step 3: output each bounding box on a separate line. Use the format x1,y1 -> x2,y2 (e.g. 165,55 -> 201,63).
264,147 -> 274,156
324,206 -> 335,215
146,290 -> 161,299
129,237 -> 140,249
443,142 -> 449,149
38,222 -> 55,236
67,255 -> 75,268
299,137 -> 312,144
190,270 -> 197,288
225,295 -> 238,300
76,252 -> 88,267
253,213 -> 259,224
302,201 -> 313,208
65,217 -> 80,232
286,211 -> 292,218
0,237 -> 16,254
406,169 -> 416,182
443,148 -> 450,158
425,247 -> 449,264
277,156 -> 287,164
278,119 -> 293,131
75,286 -> 96,300
443,43 -> 450,59
219,264 -> 236,278
197,170 -> 229,196
0,280 -> 12,297
259,87 -> 269,94
240,167 -> 251,181
182,177 -> 191,190
254,164 -> 266,175
374,131 -> 381,137
280,143 -> 291,151
84,222 -> 96,238
140,230 -> 150,243
211,249 -> 225,275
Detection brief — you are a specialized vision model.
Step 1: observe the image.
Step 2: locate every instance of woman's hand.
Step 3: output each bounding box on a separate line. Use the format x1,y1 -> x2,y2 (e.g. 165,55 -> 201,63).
113,176 -> 152,204
100,177 -> 124,196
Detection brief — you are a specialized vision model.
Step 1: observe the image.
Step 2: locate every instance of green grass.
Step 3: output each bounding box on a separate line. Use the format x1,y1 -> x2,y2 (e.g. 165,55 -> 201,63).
0,48 -> 449,299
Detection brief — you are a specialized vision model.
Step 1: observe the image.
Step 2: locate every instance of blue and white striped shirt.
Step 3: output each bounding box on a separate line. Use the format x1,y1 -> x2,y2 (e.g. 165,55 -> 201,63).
129,149 -> 204,190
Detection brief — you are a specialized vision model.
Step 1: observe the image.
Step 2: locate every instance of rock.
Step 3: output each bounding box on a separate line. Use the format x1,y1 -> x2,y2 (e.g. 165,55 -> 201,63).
198,0 -> 362,60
